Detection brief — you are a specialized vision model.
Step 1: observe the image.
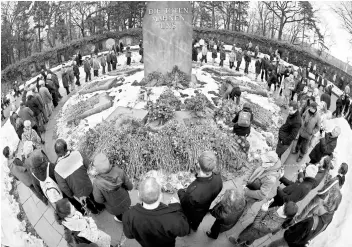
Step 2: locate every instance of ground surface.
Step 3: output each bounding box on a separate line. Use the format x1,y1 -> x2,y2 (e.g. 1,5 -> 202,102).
8,50 -> 344,247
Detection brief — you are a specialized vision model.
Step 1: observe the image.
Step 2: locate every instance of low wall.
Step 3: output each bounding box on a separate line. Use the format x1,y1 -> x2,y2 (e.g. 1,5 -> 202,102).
2,27 -> 351,93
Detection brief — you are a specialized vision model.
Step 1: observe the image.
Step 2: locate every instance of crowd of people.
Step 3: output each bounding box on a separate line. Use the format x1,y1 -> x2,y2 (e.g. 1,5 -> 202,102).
2,38 -> 351,247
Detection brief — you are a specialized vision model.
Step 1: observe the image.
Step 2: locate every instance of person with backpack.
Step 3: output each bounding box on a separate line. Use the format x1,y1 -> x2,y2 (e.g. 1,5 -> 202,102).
91,153 -> 133,222
232,102 -> 253,137
3,146 -> 48,205
55,198 -> 111,247
54,139 -> 105,215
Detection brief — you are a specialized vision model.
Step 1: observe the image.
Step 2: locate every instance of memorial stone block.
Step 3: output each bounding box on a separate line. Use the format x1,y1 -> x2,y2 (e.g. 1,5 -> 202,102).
143,1 -> 192,80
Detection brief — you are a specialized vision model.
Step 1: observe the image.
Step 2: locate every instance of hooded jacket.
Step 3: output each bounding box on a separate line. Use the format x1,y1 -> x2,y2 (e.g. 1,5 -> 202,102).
299,108 -> 321,139
92,166 -> 133,216
61,71 -> 70,88
279,110 -> 302,145
309,132 -> 338,164
123,203 -> 190,247
232,106 -> 254,136
245,161 -> 282,201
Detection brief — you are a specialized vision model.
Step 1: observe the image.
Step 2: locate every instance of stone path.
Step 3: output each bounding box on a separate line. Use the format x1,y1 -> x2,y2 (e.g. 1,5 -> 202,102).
14,59 -> 340,247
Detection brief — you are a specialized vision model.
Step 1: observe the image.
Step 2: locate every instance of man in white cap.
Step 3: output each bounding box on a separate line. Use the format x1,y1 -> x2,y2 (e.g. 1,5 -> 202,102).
269,164 -> 318,208
309,126 -> 340,165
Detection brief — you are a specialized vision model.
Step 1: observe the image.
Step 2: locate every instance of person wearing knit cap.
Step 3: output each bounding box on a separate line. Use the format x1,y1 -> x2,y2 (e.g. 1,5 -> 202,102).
22,120 -> 43,149
92,153 -> 133,222
293,101 -> 321,162
309,126 -> 340,165
269,164 -> 318,208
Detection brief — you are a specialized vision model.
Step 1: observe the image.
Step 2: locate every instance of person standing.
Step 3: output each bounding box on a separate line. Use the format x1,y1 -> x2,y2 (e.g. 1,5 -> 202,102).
320,85 -> 332,110
54,139 -> 105,215
192,45 -> 198,62
84,58 -> 92,82
255,59 -> 261,80
276,101 -> 302,158
92,55 -> 100,77
267,68 -> 278,92
38,80 -> 53,118
219,47 -> 226,67
211,46 -> 217,66
229,49 -> 236,69
309,126 -> 340,165
45,74 -> 59,107
61,67 -> 70,95
122,177 -> 190,247
111,51 -> 117,70
235,48 -> 243,71
254,45 -> 259,58
106,51 -> 112,72
92,153 -> 133,222
68,64 -> 75,92
18,102 -> 40,135
120,42 -> 124,53
73,61 -> 80,86
293,102 -> 321,162
126,47 -> 132,66
244,50 -> 251,74
200,45 -> 208,65
261,56 -> 269,82
178,151 -> 223,231
26,92 -> 45,133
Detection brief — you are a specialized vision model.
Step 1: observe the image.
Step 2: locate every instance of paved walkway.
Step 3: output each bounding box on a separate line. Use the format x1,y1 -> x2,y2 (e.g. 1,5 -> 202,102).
14,61 -> 340,247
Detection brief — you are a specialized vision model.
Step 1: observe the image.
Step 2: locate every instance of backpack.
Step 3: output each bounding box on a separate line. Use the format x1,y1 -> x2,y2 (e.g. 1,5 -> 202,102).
32,164 -> 63,203
237,111 -> 251,127
229,86 -> 241,100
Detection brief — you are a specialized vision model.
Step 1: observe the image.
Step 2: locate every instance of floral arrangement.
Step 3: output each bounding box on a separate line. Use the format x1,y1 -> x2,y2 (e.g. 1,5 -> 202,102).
146,89 -> 182,125
184,92 -> 214,118
142,66 -> 189,88
214,99 -> 240,125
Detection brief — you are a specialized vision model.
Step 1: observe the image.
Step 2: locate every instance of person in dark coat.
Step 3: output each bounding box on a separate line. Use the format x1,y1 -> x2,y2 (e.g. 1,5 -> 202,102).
106,52 -> 112,72
206,189 -> 246,239
255,59 -> 261,80
320,85 -> 332,110
26,92 -> 45,132
267,212 -> 335,247
244,50 -> 251,74
232,102 -> 253,137
120,42 -> 124,53
269,164 -> 318,208
49,72 -> 62,100
122,177 -> 190,247
83,58 -> 92,82
45,74 -> 59,107
309,126 -> 340,165
267,68 -> 278,92
276,101 -> 302,158
100,54 -> 107,74
261,56 -> 269,82
54,139 -> 104,215
92,153 -> 133,222
18,102 -> 40,134
111,52 -> 117,70
192,45 -> 198,62
332,94 -> 344,117
229,201 -> 298,246
61,67 -> 70,95
235,48 -> 243,71
178,151 -> 223,231
73,61 -> 80,86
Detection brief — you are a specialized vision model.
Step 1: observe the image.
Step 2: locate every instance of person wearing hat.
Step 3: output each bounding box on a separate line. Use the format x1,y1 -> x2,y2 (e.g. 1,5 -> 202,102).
229,200 -> 298,246
92,153 -> 133,222
54,139 -> 105,215
293,102 -> 321,162
3,146 -> 48,205
178,151 -> 223,231
269,164 -> 318,209
123,177 -> 190,247
244,151 -> 284,204
309,126 -> 340,165
22,120 -> 44,149
38,80 -> 53,118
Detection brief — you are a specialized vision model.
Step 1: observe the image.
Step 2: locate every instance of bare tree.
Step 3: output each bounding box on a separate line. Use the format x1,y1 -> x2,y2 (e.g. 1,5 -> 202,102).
332,2 -> 352,44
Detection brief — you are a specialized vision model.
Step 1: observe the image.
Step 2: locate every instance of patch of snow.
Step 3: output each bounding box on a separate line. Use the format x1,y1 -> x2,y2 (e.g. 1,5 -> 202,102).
243,92 -> 280,113
247,127 -> 271,161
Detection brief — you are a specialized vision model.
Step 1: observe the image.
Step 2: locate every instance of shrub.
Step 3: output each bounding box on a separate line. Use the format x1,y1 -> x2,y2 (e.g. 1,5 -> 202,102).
184,92 -> 214,117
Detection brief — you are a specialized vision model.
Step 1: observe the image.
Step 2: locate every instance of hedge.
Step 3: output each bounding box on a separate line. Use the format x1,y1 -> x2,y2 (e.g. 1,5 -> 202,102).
1,27 -> 350,94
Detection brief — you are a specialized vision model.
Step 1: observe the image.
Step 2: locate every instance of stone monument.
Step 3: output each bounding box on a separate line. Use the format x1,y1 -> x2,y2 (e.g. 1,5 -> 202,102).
143,1 -> 192,80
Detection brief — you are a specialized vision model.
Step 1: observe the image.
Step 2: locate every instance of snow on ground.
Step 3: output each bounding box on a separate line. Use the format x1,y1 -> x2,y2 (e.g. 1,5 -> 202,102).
243,92 -> 280,113
246,127 -> 271,161
310,118 -> 352,247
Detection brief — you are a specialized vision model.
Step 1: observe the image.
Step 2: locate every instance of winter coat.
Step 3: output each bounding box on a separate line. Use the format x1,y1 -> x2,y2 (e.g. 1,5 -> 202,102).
210,200 -> 246,233
55,150 -> 93,198
267,73 -> 278,85
245,161 -> 282,201
279,111 -> 302,145
122,203 -> 190,247
31,162 -> 57,197
244,53 -> 251,63
232,107 -> 253,137
309,132 -> 338,164
73,65 -> 80,76
238,207 -> 287,243
283,78 -> 296,97
92,59 -> 100,70
18,106 -> 37,127
273,176 -> 317,206
284,213 -> 334,247
100,56 -> 106,67
8,158 -> 33,187
211,49 -> 217,59
320,93 -> 331,110
22,128 -> 42,149
178,172 -> 223,228
261,59 -> 269,70
299,110 -> 321,139
220,50 -> 226,60
39,87 -> 53,105
33,92 -> 45,110
84,60 -> 91,73
68,67 -> 75,83
93,166 -> 133,216
229,52 -> 236,62
26,96 -> 43,116
255,60 -> 261,74
61,71 -> 70,88
236,51 -> 243,62
111,54 -> 117,64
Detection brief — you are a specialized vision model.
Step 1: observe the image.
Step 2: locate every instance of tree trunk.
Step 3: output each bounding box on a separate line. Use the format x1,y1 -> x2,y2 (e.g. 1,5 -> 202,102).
302,14 -> 305,46
278,18 -> 284,40
212,5 -> 215,28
